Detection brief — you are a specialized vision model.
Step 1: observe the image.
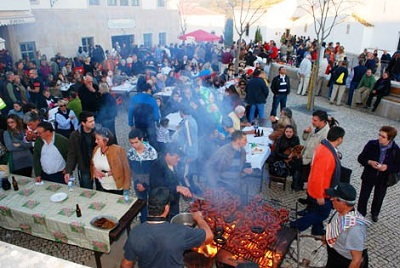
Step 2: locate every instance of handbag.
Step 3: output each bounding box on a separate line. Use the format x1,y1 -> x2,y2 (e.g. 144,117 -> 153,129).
386,172 -> 400,187
386,149 -> 400,187
340,166 -> 352,183
0,142 -> 7,158
270,160 -> 289,177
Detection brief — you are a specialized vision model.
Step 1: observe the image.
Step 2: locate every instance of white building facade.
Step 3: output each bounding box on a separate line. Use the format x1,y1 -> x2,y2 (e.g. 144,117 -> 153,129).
0,0 -> 180,62
267,0 -> 400,54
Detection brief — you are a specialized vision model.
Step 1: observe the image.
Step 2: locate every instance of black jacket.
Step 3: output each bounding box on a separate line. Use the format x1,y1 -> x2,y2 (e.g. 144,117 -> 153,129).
271,74 -> 291,95
358,140 -> 400,185
245,77 -> 269,104
373,77 -> 391,96
149,156 -> 181,204
333,66 -> 348,85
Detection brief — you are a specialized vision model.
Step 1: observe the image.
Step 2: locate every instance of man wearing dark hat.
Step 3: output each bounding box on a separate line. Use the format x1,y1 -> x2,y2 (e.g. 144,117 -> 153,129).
128,81 -> 160,150
325,183 -> 370,268
120,187 -> 213,268
150,143 -> 192,219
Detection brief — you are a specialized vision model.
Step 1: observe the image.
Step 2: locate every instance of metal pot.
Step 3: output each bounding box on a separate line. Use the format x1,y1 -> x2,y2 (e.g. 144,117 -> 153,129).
171,213 -> 196,227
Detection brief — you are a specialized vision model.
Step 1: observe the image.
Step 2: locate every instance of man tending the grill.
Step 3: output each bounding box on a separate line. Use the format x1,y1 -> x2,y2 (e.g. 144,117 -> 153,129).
205,130 -> 252,199
290,126 -> 345,236
150,143 -> 192,220
120,187 -> 214,268
325,183 -> 370,268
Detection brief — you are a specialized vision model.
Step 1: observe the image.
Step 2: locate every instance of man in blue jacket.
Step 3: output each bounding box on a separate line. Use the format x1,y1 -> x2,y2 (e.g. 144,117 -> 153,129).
128,82 -> 160,150
245,69 -> 269,123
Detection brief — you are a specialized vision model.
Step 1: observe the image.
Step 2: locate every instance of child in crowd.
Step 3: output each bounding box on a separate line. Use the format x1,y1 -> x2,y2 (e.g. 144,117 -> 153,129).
157,118 -> 171,152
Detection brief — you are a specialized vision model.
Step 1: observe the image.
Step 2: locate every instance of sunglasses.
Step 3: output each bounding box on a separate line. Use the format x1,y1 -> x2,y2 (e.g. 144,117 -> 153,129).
59,104 -> 66,107
378,133 -> 388,139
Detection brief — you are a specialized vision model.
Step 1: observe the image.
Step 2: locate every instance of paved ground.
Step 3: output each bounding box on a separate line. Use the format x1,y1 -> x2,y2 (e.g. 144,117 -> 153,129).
1,92 -> 399,267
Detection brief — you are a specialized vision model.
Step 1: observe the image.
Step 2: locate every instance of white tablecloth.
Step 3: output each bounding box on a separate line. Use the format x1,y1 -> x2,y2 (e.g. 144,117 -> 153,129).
166,112 -> 182,130
112,82 -> 136,93
242,127 -> 273,170
0,176 -> 136,253
154,90 -> 173,97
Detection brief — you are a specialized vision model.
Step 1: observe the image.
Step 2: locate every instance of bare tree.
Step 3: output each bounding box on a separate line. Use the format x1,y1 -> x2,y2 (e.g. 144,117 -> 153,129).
217,0 -> 282,71
177,0 -> 195,35
298,0 -> 359,110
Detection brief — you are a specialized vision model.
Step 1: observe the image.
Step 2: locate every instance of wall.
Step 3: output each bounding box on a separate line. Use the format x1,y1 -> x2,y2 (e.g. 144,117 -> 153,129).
7,7 -> 180,61
186,15 -> 225,36
0,0 -> 31,11
30,0 -> 86,9
287,0 -> 400,54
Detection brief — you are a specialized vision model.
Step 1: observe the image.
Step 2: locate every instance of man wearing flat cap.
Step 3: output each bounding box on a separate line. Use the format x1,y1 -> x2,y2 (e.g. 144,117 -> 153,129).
150,143 -> 192,219
325,183 -> 370,268
120,187 -> 213,268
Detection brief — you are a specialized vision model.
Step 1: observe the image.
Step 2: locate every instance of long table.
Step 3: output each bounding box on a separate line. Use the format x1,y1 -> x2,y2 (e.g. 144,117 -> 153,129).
243,126 -> 273,192
0,175 -> 145,268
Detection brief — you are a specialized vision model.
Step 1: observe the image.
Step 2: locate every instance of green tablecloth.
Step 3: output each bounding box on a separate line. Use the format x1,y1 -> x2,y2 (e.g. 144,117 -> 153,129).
0,175 -> 136,253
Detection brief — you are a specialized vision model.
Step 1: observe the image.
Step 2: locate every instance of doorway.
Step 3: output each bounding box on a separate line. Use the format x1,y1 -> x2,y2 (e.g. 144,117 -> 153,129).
111,34 -> 134,52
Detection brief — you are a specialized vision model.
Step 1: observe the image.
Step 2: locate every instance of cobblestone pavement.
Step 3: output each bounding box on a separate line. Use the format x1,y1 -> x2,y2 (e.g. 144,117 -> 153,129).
0,92 -> 399,267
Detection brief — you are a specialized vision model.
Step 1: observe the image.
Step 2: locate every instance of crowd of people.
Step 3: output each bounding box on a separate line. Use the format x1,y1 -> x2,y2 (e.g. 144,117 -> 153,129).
0,36 -> 398,268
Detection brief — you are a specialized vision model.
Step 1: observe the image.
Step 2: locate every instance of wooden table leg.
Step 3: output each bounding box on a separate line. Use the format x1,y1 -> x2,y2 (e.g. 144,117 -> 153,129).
95,251 -> 103,268
259,162 -> 266,192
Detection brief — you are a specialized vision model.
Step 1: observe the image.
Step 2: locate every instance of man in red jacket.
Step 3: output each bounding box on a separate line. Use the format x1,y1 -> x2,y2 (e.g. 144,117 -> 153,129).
290,126 -> 345,236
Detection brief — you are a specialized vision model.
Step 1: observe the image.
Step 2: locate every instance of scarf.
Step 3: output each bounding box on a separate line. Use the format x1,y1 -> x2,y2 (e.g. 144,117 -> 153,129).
379,141 -> 393,164
321,139 -> 341,188
326,210 -> 371,247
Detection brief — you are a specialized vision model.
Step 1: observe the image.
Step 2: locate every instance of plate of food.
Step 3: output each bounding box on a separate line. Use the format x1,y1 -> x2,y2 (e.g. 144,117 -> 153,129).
252,147 -> 264,154
50,192 -> 68,203
90,215 -> 119,230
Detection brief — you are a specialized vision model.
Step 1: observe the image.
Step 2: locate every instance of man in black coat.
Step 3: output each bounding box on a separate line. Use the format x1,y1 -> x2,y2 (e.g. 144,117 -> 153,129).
79,75 -> 100,115
244,69 -> 269,123
270,66 -> 291,117
149,143 -> 192,220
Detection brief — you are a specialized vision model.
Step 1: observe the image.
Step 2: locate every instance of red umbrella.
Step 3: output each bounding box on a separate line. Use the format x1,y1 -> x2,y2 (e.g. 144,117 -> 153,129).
179,29 -> 221,42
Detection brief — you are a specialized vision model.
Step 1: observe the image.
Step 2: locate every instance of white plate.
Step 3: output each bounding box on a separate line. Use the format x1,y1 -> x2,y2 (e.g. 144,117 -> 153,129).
50,192 -> 68,203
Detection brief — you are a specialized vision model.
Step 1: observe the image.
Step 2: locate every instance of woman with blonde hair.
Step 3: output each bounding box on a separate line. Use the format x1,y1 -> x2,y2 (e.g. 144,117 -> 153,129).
335,46 -> 346,64
91,127 -> 130,194
54,99 -> 78,138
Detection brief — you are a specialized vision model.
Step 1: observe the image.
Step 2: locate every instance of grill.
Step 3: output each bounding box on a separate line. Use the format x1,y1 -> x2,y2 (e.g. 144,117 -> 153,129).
189,189 -> 296,267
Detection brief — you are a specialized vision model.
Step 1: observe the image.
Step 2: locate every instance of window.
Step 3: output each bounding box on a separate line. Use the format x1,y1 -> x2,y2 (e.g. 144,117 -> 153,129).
81,37 -> 94,54
107,0 -> 117,6
20,42 -> 36,61
131,0 -> 139,6
89,0 -> 100,5
143,33 -> 153,48
157,0 -> 165,7
346,24 -> 350,34
159,32 -> 166,46
304,23 -> 308,33
30,0 -> 40,4
120,0 -> 129,5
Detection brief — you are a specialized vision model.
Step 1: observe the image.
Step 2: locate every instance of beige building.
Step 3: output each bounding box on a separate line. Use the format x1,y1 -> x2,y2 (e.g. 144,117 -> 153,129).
0,0 -> 180,62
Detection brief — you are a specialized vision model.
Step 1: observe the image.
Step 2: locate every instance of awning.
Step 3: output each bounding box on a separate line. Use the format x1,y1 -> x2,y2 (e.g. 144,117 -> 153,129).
0,10 -> 35,26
